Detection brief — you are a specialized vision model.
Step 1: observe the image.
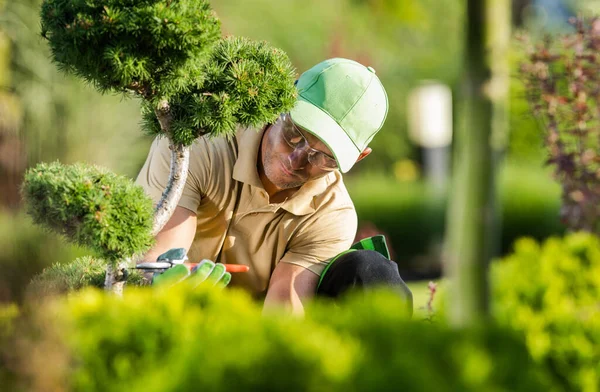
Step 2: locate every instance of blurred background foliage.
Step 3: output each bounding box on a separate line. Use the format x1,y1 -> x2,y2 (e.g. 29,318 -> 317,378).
0,0 -> 596,302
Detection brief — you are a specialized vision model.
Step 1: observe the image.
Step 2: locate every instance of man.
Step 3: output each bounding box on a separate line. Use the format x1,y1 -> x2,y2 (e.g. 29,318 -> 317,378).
136,58 -> 412,314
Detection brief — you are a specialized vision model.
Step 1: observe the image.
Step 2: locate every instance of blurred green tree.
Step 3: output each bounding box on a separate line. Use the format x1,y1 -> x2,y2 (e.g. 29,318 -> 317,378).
0,0 -> 25,210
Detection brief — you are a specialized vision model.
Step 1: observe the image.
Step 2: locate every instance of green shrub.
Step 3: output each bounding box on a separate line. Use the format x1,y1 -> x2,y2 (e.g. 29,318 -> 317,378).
27,256 -> 146,297
40,0 -> 220,95
21,162 -> 155,263
3,286 -> 549,391
491,233 -> 600,392
28,256 -> 107,296
140,36 -> 297,145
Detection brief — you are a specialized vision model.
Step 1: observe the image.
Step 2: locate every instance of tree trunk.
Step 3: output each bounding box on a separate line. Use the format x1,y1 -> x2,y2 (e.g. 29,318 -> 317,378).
105,101 -> 191,292
152,141 -> 190,236
151,100 -> 191,236
444,0 -> 511,327
0,29 -> 26,210
103,261 -> 128,295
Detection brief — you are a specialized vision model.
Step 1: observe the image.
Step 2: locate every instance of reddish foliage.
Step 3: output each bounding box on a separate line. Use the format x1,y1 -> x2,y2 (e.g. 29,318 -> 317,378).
521,16 -> 600,234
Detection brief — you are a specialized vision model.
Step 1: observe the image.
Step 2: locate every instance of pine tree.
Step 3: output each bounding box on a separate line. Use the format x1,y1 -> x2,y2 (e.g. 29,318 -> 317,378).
21,0 -> 298,293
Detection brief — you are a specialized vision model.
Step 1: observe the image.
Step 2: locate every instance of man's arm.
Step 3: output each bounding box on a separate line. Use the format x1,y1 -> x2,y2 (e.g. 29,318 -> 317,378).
141,206 -> 197,262
263,262 -> 320,316
264,206 -> 358,315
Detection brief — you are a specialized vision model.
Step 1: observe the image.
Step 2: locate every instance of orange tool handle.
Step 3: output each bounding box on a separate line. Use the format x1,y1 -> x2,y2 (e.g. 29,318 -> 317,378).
184,263 -> 250,273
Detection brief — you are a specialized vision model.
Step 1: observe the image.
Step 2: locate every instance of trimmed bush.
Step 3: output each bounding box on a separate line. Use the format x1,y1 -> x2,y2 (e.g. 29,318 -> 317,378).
2,286 -> 550,391
140,36 -> 298,145
40,0 -> 221,95
491,233 -> 600,392
21,161 -> 155,263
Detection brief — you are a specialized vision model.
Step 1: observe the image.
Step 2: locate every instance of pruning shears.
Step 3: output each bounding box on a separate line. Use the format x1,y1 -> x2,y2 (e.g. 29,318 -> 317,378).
135,248 -> 250,274
135,247 -> 188,273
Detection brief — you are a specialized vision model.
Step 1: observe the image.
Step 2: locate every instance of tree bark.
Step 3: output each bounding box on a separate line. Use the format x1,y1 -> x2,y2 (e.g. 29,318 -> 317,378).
103,261 -> 128,295
151,99 -> 191,236
104,99 -> 191,292
444,0 -> 511,327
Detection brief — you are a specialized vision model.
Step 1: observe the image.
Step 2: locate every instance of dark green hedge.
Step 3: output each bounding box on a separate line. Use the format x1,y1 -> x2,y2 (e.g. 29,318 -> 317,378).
347,164 -> 564,277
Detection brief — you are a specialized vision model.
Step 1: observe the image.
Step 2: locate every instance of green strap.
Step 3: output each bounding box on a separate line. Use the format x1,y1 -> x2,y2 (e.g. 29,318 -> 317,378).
317,235 -> 391,290
349,235 -> 391,259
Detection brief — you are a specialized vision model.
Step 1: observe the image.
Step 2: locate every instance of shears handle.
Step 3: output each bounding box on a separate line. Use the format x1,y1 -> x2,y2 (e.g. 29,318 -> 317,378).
136,262 -> 250,273
184,263 -> 250,273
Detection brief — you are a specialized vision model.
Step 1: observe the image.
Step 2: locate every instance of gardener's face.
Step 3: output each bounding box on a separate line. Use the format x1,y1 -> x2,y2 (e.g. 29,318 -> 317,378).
259,114 -> 336,192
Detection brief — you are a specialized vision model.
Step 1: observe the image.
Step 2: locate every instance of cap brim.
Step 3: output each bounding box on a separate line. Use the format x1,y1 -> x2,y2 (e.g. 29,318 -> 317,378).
290,99 -> 359,173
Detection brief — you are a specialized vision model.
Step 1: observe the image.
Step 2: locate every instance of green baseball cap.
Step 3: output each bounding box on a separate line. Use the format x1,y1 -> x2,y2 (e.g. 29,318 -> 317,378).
290,58 -> 388,173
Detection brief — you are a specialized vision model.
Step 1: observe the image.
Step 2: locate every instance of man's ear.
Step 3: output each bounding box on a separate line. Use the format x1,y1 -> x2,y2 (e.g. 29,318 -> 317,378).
355,147 -> 372,163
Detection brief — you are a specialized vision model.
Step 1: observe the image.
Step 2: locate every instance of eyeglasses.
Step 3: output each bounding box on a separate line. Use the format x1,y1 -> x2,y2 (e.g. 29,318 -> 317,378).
279,113 -> 338,171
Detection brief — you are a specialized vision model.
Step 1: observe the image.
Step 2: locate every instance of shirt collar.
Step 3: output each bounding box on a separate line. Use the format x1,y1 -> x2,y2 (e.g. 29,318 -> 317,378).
232,126 -> 336,216
232,125 -> 264,188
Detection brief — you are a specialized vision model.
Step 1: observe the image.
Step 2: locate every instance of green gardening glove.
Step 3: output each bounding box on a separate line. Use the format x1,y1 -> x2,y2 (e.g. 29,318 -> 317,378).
151,264 -> 190,287
152,258 -> 232,289
187,260 -> 232,289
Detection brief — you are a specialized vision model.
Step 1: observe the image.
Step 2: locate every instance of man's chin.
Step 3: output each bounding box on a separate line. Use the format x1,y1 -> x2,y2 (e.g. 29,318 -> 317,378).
264,163 -> 305,190
273,178 -> 304,190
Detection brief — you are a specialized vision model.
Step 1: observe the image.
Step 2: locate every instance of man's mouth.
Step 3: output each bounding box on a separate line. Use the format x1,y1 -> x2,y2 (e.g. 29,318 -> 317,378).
281,161 -> 306,182
280,161 -> 294,177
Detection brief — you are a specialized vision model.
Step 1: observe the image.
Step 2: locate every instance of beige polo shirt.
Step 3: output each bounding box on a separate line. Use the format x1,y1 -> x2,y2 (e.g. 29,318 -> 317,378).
135,126 -> 357,297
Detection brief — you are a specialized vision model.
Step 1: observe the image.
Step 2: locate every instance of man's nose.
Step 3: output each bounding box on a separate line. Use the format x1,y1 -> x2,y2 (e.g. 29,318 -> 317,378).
288,148 -> 309,170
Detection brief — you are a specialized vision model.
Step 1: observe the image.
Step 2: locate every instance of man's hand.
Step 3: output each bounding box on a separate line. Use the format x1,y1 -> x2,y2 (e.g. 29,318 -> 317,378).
152,259 -> 232,288
144,248 -> 249,289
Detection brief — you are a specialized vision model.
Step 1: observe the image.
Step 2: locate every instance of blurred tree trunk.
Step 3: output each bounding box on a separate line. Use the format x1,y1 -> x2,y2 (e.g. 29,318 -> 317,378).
0,23 -> 26,211
444,0 -> 511,326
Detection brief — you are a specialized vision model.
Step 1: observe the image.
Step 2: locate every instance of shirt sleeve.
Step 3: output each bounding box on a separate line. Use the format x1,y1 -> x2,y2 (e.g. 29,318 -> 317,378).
279,206 -> 358,276
135,136 -> 205,213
